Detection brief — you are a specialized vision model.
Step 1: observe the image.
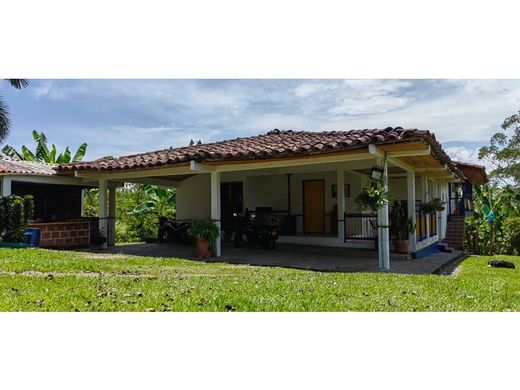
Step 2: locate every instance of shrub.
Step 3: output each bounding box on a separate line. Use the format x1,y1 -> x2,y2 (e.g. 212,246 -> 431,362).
502,217 -> 520,255
0,195 -> 35,243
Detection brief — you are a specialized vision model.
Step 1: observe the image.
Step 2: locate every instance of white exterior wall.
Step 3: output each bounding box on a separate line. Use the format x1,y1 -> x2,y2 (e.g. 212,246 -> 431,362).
176,174 -> 211,220
174,168 -> 453,253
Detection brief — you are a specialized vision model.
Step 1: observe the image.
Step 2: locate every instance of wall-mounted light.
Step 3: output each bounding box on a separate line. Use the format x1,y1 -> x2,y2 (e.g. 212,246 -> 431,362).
370,167 -> 384,181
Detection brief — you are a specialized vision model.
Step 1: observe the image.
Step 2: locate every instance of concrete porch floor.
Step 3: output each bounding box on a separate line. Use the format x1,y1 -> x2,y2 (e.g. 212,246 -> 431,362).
85,242 -> 466,275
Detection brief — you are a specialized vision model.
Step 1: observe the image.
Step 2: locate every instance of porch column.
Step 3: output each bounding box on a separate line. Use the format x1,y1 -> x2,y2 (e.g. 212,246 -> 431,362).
440,181 -> 448,240
336,169 -> 345,244
378,157 -> 390,270
421,175 -> 430,239
107,185 -> 116,246
435,181 -> 441,238
98,178 -> 108,249
1,177 -> 12,196
406,170 -> 417,254
210,171 -> 221,257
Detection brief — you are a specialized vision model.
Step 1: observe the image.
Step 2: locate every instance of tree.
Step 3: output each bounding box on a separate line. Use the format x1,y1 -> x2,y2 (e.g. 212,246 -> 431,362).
0,79 -> 29,143
478,111 -> 520,186
1,130 -> 87,163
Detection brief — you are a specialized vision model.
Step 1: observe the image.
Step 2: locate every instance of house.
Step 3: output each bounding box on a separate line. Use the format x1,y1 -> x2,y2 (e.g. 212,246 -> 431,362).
0,158 -> 101,248
56,127 -> 487,269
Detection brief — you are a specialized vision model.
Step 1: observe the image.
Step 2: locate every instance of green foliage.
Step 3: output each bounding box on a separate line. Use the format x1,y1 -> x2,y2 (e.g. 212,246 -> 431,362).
502,217 -> 520,255
0,79 -> 29,143
389,201 -> 415,241
187,219 -> 220,244
1,130 -> 87,163
129,185 -> 176,217
478,110 -> 520,185
464,184 -> 520,255
419,197 -> 445,213
83,184 -> 175,243
0,195 -> 35,243
354,181 -> 392,212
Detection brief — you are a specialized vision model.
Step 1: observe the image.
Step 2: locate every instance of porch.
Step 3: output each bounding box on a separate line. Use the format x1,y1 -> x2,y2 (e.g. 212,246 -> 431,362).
84,242 -> 465,274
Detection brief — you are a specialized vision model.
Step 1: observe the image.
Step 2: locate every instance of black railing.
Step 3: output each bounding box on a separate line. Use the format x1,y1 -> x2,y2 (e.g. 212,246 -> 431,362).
344,213 -> 378,241
272,210 -> 298,235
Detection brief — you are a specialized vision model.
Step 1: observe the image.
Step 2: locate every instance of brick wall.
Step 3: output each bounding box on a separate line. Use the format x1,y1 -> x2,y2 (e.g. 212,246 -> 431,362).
29,221 -> 90,248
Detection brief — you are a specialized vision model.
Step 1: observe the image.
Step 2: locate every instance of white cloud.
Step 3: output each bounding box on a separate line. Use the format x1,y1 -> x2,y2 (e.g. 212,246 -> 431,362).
328,95 -> 412,115
294,83 -> 337,98
109,123 -> 181,134
14,79 -> 520,159
445,146 -> 481,164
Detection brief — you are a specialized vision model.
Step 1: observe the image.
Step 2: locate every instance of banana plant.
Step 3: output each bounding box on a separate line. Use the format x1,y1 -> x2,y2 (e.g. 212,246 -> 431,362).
129,185 -> 176,217
1,130 -> 87,163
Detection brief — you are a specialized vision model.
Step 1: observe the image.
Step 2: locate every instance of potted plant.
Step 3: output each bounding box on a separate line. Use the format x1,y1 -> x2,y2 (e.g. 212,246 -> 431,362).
389,201 -> 416,254
354,182 -> 392,213
187,219 -> 220,258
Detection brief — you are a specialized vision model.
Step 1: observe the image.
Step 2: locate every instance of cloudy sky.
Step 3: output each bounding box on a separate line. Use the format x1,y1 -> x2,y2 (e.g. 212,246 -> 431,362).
1,79 -> 519,164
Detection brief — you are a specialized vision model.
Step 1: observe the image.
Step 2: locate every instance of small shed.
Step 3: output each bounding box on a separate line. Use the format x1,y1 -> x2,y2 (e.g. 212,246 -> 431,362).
0,158 -> 98,248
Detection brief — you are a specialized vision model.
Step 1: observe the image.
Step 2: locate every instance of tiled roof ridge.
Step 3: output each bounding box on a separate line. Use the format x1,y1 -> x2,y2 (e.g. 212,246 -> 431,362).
0,157 -> 59,175
68,127 -> 417,162
0,156 -> 58,167
58,127 -> 454,173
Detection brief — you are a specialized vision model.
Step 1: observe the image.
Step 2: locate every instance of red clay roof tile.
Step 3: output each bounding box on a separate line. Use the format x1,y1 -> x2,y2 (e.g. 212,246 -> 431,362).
58,127 -> 457,173
0,158 -> 58,176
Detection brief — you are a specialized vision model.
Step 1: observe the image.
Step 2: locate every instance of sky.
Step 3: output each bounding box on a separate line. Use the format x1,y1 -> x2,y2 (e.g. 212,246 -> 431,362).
1,79 -> 519,165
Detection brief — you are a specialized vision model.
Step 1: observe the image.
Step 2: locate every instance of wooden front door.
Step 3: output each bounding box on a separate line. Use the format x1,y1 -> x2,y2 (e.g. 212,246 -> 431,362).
303,180 -> 325,234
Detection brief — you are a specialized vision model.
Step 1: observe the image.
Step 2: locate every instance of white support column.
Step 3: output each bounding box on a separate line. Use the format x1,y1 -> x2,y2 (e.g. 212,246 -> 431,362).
440,182 -> 448,240
421,175 -> 430,239
107,185 -> 116,246
98,178 -> 108,249
1,177 -> 12,196
406,170 -> 417,254
210,171 -> 221,257
435,181 -> 441,238
336,169 -> 345,244
378,157 -> 390,270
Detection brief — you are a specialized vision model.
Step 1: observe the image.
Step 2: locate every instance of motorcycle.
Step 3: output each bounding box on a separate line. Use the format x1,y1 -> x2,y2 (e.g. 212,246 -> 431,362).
232,211 -> 279,250
158,217 -> 192,244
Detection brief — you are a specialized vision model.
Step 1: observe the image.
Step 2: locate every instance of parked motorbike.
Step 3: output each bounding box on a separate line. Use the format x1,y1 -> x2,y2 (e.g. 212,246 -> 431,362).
232,212 -> 278,250
158,217 -> 192,244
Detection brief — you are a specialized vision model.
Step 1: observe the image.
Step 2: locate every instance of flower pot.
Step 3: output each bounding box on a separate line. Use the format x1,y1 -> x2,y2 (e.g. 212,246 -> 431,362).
195,238 -> 211,258
393,239 -> 409,254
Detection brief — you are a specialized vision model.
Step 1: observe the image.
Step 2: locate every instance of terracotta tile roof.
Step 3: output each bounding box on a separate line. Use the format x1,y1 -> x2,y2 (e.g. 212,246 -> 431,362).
454,161 -> 488,185
59,127 -> 457,173
0,158 -> 58,176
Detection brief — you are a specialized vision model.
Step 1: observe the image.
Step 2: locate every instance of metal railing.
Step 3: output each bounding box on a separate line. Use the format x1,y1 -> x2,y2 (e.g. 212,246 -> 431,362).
272,210 -> 298,235
344,213 -> 378,241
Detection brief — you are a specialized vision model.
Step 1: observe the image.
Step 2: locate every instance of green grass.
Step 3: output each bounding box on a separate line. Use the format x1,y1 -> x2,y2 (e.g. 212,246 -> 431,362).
0,248 -> 519,311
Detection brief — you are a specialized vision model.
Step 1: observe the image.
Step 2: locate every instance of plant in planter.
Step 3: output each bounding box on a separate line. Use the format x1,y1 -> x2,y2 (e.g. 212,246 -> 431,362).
187,219 -> 220,258
354,182 -> 392,213
389,201 -> 416,254
419,197 -> 446,213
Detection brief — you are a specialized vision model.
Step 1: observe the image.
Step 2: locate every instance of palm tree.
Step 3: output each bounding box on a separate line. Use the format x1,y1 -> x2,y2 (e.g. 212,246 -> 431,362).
2,130 -> 87,163
0,79 -> 29,143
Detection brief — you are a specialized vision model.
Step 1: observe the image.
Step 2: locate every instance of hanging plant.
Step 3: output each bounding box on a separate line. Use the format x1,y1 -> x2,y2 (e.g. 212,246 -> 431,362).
419,197 -> 446,213
355,182 -> 392,213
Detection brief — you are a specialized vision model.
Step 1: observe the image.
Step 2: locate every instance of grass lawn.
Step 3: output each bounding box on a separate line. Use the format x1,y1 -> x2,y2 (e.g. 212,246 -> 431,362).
0,248 -> 518,311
